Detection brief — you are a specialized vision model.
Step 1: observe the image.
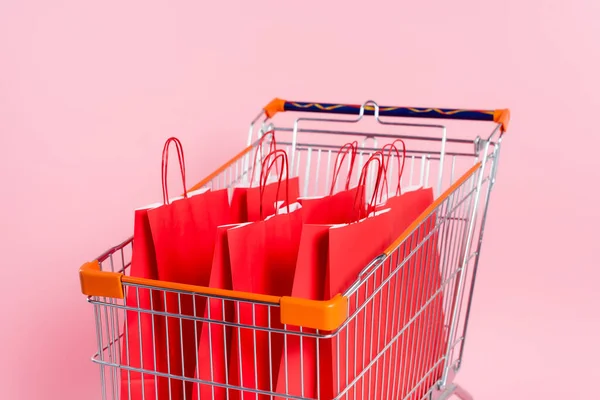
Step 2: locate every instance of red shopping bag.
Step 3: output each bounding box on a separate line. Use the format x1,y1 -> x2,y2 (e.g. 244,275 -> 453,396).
323,151 -> 388,300
120,205 -> 168,400
328,141 -> 358,194
401,200 -> 445,400
227,150 -> 304,400
319,207 -> 395,400
192,223 -> 247,400
147,137 -> 231,400
229,130 -> 301,223
282,153 -> 395,400
378,139 -> 407,203
381,208 -> 444,400
298,185 -> 364,225
227,208 -> 303,400
375,140 -> 434,235
271,143 -> 362,398
273,184 -> 365,397
242,176 -> 300,222
296,141 -> 364,225
272,224 -> 330,400
324,152 -> 422,400
230,175 -> 295,223
410,215 -> 446,400
375,141 -> 446,399
230,132 -> 277,222
274,207 -> 394,400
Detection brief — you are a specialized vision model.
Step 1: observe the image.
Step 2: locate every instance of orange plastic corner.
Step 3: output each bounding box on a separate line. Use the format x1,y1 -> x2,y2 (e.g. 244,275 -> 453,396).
493,108 -> 511,132
79,260 -> 124,299
263,98 -> 286,119
280,294 -> 348,331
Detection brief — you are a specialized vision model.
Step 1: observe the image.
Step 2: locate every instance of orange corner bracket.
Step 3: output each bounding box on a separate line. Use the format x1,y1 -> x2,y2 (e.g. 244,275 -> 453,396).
280,294 -> 349,331
493,109 -> 511,132
79,260 -> 125,299
263,98 -> 286,119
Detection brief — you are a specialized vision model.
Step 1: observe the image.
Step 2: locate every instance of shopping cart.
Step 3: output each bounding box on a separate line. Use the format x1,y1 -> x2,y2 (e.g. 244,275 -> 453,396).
79,98 -> 510,400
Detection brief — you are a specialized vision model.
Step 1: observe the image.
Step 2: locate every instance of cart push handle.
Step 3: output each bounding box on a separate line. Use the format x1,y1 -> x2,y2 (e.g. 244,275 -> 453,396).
263,98 -> 510,132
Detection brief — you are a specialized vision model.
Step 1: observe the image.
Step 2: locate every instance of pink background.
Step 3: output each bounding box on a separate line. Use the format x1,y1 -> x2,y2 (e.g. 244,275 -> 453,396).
1,1 -> 599,399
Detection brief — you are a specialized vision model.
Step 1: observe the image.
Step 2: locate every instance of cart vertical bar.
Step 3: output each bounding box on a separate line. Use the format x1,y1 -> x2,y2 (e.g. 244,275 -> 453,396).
456,134 -> 503,370
439,137 -> 491,388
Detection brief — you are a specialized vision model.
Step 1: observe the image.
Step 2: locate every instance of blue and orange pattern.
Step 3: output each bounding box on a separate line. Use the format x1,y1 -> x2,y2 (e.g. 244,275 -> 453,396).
284,101 -> 496,123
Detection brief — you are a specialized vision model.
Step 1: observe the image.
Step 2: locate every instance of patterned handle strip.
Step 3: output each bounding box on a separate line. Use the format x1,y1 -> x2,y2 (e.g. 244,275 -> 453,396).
263,98 -> 510,132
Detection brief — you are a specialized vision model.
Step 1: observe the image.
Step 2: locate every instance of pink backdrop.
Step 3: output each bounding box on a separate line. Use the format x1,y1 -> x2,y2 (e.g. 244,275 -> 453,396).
1,1 -> 599,399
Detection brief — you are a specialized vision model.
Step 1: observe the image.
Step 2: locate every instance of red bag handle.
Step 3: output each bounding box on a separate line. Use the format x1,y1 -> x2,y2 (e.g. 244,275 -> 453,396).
259,149 -> 290,219
379,139 -> 407,201
355,151 -> 386,220
330,141 -> 359,195
161,137 -> 187,205
249,130 -> 277,188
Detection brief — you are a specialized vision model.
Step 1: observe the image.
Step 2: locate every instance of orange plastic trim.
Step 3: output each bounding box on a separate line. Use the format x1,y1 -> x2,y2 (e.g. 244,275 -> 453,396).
263,98 -> 286,119
493,109 -> 510,133
79,260 -> 124,299
79,145 -> 256,301
123,276 -> 281,304
384,162 -> 483,255
187,144 -> 254,193
78,136 -> 355,331
280,294 -> 349,331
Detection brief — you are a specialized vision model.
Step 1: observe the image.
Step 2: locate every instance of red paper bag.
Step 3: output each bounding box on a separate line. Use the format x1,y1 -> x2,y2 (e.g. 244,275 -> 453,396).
391,193 -> 445,400
317,153 -> 395,400
378,139 -> 407,203
273,223 -> 331,399
272,206 -> 395,400
120,205 -> 168,400
375,188 -> 436,399
320,208 -> 395,399
247,142 -> 299,222
381,211 -> 444,400
229,186 -> 249,223
292,141 -> 361,226
376,139 -> 445,398
230,175 -> 300,223
147,138 -> 231,399
273,184 -> 366,398
411,216 -> 445,400
230,130 -> 282,223
297,185 -> 364,225
272,141 -> 362,398
379,187 -> 434,233
192,223 -> 246,400
270,153 -> 389,400
227,150 -> 303,399
375,140 -> 445,399
244,176 -> 300,222
328,141 -> 358,194
226,208 -> 303,399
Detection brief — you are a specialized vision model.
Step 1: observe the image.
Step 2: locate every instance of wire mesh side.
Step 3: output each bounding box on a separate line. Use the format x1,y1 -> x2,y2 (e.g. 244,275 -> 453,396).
335,162 -> 484,400
90,284 -> 291,400
439,136 -> 501,386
